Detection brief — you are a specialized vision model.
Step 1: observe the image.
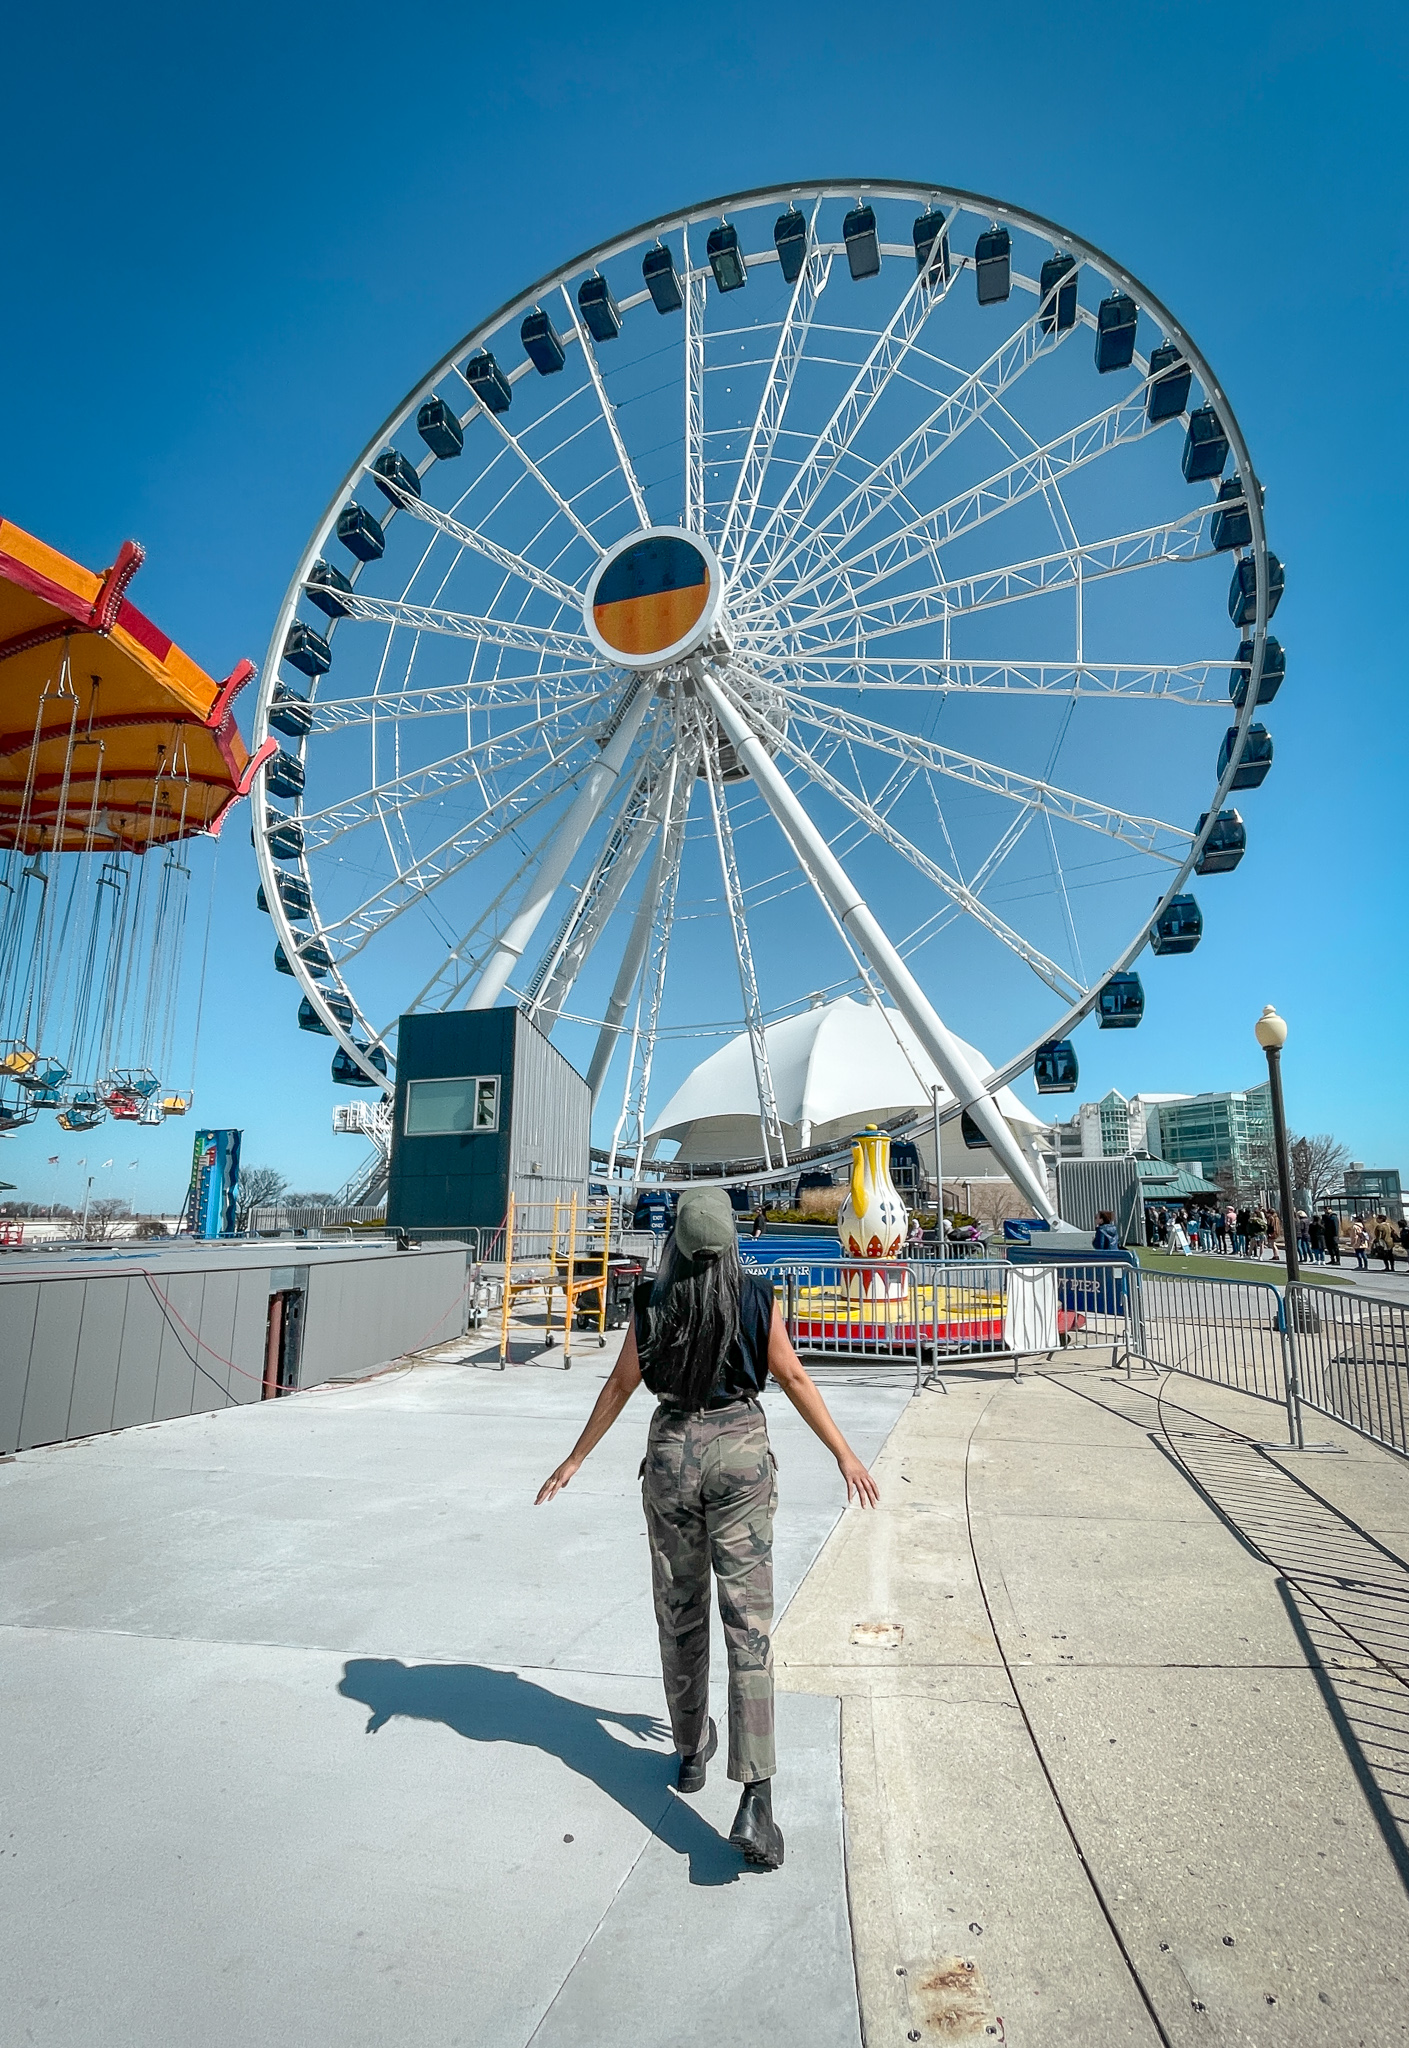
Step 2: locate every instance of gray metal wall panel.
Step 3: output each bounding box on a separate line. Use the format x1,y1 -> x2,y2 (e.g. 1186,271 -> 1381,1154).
229,1270 -> 274,1405
509,1015 -> 589,1246
67,1283 -> 128,1440
189,1269 -> 242,1413
0,1283 -> 40,1454
298,1248 -> 467,1387
17,1279 -> 85,1451
111,1281 -> 165,1430
1055,1158 -> 1145,1245
151,1272 -> 204,1422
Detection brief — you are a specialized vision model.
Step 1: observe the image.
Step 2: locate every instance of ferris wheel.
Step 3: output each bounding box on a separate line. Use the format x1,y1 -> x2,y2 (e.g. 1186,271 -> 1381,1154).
253,181 -> 1281,1220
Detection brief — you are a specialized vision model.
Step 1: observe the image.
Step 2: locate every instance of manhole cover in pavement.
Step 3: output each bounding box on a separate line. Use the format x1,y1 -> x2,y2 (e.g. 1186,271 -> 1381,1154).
850,1621 -> 904,1647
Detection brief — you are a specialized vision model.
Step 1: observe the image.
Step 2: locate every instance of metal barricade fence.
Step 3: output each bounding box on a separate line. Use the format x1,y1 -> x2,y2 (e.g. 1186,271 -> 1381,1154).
1287,1283 -> 1409,1459
1130,1266 -> 1289,1395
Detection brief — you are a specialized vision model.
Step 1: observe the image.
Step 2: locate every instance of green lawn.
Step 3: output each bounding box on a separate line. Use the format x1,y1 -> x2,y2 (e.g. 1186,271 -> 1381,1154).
1134,1248 -> 1351,1287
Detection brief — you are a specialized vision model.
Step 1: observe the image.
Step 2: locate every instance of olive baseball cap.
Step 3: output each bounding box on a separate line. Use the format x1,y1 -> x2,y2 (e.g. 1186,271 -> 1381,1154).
673,1186 -> 738,1260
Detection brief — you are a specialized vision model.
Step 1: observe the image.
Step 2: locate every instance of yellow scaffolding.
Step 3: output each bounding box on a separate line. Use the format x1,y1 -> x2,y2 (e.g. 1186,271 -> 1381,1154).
497,1193 -> 614,1368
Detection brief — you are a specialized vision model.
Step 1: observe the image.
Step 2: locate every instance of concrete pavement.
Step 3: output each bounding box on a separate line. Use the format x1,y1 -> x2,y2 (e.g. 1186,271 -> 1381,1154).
0,1334 -> 909,2048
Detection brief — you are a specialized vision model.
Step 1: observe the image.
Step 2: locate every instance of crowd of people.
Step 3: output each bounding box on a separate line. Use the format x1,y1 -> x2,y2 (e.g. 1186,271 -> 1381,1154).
1146,1203 -> 1409,1273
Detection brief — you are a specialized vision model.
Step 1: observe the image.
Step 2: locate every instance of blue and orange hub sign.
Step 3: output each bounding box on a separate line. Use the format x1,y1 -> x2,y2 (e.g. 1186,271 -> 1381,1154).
584,527 -> 723,669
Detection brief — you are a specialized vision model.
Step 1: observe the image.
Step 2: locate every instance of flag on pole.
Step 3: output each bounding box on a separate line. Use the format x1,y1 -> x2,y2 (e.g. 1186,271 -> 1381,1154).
48,1156 -> 59,1166
76,1157 -> 86,1167
101,1158 -> 114,1169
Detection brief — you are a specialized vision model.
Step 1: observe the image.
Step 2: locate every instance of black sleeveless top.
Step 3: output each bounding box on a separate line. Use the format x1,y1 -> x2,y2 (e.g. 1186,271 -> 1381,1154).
633,1272 -> 775,1409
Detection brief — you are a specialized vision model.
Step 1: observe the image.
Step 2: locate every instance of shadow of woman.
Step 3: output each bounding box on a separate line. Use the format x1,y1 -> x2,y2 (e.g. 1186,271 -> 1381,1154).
337,1658 -> 743,1887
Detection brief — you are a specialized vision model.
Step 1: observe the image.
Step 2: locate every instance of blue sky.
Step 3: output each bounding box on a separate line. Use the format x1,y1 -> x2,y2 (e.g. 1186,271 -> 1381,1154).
2,0 -> 1404,1212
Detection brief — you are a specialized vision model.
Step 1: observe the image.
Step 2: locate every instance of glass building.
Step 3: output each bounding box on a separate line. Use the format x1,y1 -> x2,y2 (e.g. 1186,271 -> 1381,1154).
1145,1083 -> 1272,1186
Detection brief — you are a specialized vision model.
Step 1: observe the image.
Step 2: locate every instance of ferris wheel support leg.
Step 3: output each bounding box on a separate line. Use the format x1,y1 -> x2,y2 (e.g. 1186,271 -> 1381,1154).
467,679 -> 653,1012
586,760 -> 685,1108
695,664 -> 1058,1223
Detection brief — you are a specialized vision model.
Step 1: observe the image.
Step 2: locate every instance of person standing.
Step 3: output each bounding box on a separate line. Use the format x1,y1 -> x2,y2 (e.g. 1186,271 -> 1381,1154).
1235,1206 -> 1250,1259
1092,1211 -> 1119,1251
1371,1215 -> 1397,1273
536,1186 -> 879,1871
1307,1214 -> 1324,1265
1320,1210 -> 1340,1267
1295,1213 -> 1312,1263
1350,1218 -> 1369,1271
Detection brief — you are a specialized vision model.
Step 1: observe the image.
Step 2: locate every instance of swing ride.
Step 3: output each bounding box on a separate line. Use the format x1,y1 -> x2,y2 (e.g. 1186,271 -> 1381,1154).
0,518 -> 269,1134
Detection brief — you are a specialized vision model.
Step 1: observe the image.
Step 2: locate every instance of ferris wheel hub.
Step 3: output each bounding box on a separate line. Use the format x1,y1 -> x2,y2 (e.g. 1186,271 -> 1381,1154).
583,526 -> 725,670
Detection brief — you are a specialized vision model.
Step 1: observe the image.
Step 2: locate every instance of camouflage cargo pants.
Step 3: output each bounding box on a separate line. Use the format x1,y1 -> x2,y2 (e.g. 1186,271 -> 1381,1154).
642,1400 -> 777,1783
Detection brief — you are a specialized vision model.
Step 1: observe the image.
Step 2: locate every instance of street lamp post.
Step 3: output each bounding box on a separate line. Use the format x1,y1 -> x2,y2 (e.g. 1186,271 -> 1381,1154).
1253,1005 -> 1298,1289
1254,1004 -> 1305,1448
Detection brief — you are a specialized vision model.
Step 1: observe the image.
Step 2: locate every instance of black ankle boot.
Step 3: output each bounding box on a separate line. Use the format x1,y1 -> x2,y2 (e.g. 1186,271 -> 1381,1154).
677,1717 -> 717,1795
729,1778 -> 784,1869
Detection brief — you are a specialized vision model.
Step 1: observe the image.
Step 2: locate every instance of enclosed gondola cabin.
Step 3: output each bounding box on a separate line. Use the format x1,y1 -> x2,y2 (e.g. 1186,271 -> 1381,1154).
283,623 -> 330,678
1033,1040 -> 1079,1093
305,560 -> 354,618
1038,254 -> 1077,333
269,688 -> 313,739
773,208 -> 808,284
372,450 -> 422,502
1229,553 -> 1284,626
1182,406 -> 1229,483
642,245 -> 683,314
1229,636 -> 1285,708
521,309 -> 566,374
912,209 -> 950,285
1194,809 -> 1246,874
1150,894 -> 1203,955
464,351 -> 512,414
706,224 -> 747,293
960,1109 -> 990,1150
1094,292 -> 1138,372
417,396 -> 464,458
1098,973 -> 1145,1029
336,502 -> 385,563
1211,475 -> 1252,552
259,808 -> 304,860
843,204 -> 880,280
577,274 -> 622,340
1218,723 -> 1273,789
265,751 -> 305,800
974,225 -> 1010,303
1145,343 -> 1191,423
298,992 -> 355,1034
332,1043 -> 388,1087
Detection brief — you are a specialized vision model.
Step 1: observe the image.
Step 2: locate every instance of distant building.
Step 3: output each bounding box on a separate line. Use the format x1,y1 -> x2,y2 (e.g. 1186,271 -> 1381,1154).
1047,1082 -> 1274,1191
1049,1089 -> 1186,1162
1342,1166 -> 1402,1212
1145,1084 -> 1272,1186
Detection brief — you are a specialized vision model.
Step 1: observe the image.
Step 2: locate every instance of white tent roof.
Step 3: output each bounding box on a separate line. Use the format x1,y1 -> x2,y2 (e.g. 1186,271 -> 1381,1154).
647,994 -> 1044,1163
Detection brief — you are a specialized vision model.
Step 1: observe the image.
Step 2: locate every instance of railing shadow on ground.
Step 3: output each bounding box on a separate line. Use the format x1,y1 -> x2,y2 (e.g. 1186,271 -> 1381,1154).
1054,1369 -> 1409,1895
335,1658 -> 746,1887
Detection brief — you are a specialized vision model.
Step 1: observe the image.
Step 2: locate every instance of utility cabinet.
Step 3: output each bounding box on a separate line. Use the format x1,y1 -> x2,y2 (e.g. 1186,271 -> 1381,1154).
386,1010 -> 589,1238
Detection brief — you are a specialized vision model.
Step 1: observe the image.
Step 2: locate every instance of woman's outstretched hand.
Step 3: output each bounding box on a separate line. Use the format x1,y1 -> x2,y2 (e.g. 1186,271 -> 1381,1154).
536,1458 -> 582,1505
837,1450 -> 880,1507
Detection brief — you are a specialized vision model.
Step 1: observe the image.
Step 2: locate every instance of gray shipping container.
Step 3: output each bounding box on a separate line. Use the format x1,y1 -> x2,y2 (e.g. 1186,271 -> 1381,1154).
1054,1158 -> 1147,1246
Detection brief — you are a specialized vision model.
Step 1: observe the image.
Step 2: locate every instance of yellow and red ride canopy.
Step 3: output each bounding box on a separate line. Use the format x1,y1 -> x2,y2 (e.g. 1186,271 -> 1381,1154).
0,518 -> 271,852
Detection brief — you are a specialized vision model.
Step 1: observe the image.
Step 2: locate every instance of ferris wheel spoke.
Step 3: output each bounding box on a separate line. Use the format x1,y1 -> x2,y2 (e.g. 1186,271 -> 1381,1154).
762,506 -> 1218,647
696,707 -> 788,1168
456,386 -> 607,556
559,284 -> 650,530
745,295 -> 1076,605
525,747 -> 671,1029
587,749 -> 691,1109
327,591 -> 593,661
719,206 -> 831,570
770,382 -> 1166,618
774,686 -> 1192,861
318,738 -> 603,955
734,251 -> 966,585
308,674 -> 615,733
764,725 -> 1085,1003
372,480 -> 585,610
681,226 -> 707,534
298,707 -> 603,853
766,656 -> 1229,704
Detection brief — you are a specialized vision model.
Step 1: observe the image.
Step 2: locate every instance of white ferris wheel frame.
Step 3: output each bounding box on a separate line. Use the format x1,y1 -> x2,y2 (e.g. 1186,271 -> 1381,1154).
253,179 -> 1275,1218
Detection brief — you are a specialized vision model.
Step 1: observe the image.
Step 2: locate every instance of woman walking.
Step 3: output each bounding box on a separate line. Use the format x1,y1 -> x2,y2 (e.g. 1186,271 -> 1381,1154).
536,1186 -> 879,1871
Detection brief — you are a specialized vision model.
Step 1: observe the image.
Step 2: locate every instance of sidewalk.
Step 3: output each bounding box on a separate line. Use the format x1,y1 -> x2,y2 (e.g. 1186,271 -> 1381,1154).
0,1329 -> 908,2048
777,1353 -> 1409,2042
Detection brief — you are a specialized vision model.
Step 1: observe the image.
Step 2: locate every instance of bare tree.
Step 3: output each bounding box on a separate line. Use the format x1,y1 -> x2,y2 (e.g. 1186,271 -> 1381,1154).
236,1165 -> 288,1232
1289,1132 -> 1352,1209
956,1178 -> 1030,1234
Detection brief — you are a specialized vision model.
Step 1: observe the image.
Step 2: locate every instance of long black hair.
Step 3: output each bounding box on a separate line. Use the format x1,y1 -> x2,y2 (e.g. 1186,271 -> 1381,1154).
638,1228 -> 743,1410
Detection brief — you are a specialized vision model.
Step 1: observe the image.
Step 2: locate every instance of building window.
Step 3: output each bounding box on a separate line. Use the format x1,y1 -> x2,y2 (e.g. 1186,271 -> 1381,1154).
404,1074 -> 501,1136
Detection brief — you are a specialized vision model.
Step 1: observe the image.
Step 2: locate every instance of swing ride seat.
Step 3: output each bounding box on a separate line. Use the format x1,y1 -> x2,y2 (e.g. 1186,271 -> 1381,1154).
0,518 -> 269,854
